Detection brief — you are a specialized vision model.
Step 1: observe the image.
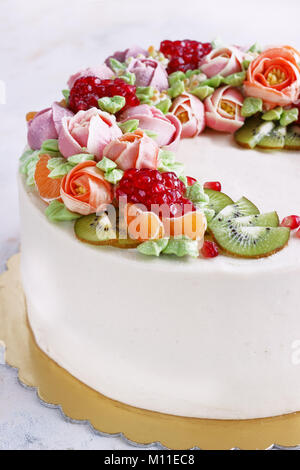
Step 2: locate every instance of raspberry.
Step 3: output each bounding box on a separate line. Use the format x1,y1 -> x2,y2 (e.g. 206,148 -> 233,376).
280,215 -> 300,230
201,241 -> 219,258
69,76 -> 140,113
160,39 -> 212,74
204,181 -> 222,192
117,169 -> 195,218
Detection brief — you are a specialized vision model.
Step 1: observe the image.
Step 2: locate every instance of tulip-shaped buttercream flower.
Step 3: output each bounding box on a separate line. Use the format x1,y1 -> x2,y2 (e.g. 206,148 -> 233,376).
200,46 -> 244,78
126,57 -> 169,91
67,64 -> 114,89
204,86 -> 245,133
59,107 -> 122,160
243,47 -> 300,109
27,102 -> 74,150
103,129 -> 159,170
60,161 -> 113,215
105,45 -> 148,67
170,92 -> 206,138
119,104 -> 182,151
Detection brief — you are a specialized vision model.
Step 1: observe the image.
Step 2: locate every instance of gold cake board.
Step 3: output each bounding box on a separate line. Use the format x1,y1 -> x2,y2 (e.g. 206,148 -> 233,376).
1,254 -> 300,450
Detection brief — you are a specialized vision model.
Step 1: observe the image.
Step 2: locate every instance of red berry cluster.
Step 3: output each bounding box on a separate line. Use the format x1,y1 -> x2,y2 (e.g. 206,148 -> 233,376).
160,40 -> 212,74
116,169 -> 195,218
68,76 -> 140,114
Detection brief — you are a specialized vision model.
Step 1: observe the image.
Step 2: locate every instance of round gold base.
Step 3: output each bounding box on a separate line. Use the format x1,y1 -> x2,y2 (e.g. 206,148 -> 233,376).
1,254 -> 300,450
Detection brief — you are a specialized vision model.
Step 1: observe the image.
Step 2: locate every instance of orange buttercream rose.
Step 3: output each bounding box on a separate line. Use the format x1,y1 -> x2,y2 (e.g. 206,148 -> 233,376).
243,46 -> 300,109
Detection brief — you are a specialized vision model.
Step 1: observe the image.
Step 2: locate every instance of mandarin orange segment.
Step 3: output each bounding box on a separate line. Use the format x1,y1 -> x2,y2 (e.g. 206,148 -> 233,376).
163,211 -> 207,240
125,203 -> 165,241
34,154 -> 62,201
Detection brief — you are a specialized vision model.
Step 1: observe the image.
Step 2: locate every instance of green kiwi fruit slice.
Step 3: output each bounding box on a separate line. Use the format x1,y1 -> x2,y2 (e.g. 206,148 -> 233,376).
284,125 -> 300,149
74,213 -> 140,249
215,211 -> 280,229
258,125 -> 286,149
210,222 -> 290,258
204,189 -> 234,215
234,117 -> 275,149
212,197 -> 260,224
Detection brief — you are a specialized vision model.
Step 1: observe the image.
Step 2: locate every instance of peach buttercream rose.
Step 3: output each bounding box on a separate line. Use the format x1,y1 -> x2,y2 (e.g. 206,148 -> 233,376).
170,92 -> 205,138
59,107 -> 122,161
200,46 -> 244,78
243,47 -> 300,109
60,161 -> 113,215
204,86 -> 245,133
103,129 -> 159,170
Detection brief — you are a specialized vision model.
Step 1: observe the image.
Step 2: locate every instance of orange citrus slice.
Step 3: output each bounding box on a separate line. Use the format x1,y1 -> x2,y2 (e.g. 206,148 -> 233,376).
34,154 -> 62,202
125,203 -> 165,241
163,211 -> 207,240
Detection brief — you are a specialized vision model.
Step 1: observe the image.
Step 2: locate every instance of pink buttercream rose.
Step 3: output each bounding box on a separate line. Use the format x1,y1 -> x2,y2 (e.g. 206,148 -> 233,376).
105,45 -> 148,67
58,107 -> 122,160
27,102 -> 74,150
200,46 -> 244,78
119,105 -> 182,151
60,161 -> 113,215
103,129 -> 159,171
126,57 -> 168,91
67,64 -> 114,89
170,92 -> 206,138
204,86 -> 245,133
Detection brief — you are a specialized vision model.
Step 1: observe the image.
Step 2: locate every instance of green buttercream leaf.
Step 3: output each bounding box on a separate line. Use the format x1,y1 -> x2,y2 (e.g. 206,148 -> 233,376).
45,200 -> 81,222
191,85 -> 214,100
26,157 -> 39,186
262,107 -> 283,121
119,71 -> 136,85
118,119 -> 139,133
109,58 -> 126,74
162,238 -> 199,258
144,129 -> 158,139
223,71 -> 246,87
155,97 -> 172,114
211,37 -> 222,49
280,108 -> 299,126
241,97 -> 263,117
185,69 -> 202,78
201,74 -> 223,88
98,95 -> 126,114
158,160 -> 185,178
248,42 -> 262,53
179,175 -> 188,187
96,157 -> 117,172
137,238 -> 169,257
67,153 -> 95,164
62,89 -> 70,104
242,59 -> 251,70
167,80 -> 185,99
158,149 -> 176,165
168,71 -> 186,86
136,86 -> 155,104
185,182 -> 209,204
104,168 -> 124,184
202,207 -> 215,222
47,157 -> 73,179
41,139 -> 60,153
19,149 -> 39,186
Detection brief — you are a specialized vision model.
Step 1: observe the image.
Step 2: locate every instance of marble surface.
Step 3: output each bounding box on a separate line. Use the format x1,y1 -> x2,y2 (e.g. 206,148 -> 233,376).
1,0 -> 300,450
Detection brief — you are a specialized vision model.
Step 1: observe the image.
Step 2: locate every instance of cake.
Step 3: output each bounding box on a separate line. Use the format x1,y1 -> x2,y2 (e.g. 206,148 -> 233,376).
19,40 -> 300,420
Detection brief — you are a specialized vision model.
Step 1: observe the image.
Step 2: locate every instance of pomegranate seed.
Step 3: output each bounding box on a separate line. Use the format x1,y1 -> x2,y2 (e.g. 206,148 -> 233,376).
280,215 -> 300,230
69,76 -> 140,113
117,169 -> 195,217
160,39 -> 212,73
296,228 -> 300,239
201,241 -> 219,258
186,176 -> 197,186
204,181 -> 222,192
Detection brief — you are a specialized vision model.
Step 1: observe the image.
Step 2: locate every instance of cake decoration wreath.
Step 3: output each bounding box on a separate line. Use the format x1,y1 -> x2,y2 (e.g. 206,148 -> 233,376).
20,40 -> 300,260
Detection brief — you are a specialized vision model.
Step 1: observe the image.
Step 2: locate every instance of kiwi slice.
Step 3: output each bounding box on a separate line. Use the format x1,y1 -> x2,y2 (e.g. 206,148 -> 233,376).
284,124 -> 300,149
210,222 -> 290,258
258,125 -> 286,149
74,213 -> 140,249
212,197 -> 260,224
204,189 -> 234,215
235,117 -> 275,149
214,211 -> 279,230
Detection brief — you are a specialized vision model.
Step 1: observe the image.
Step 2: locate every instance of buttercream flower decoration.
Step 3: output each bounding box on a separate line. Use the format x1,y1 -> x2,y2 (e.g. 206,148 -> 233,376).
126,57 -> 169,91
170,92 -> 206,138
105,45 -> 148,67
60,161 -> 113,215
103,129 -> 159,171
200,46 -> 244,78
27,102 -> 74,150
119,104 -> 182,151
204,86 -> 245,133
67,64 -> 114,89
243,47 -> 300,109
58,107 -> 122,160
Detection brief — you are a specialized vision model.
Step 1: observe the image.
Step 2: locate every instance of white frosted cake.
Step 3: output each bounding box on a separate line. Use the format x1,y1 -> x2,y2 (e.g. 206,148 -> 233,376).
19,40 -> 300,420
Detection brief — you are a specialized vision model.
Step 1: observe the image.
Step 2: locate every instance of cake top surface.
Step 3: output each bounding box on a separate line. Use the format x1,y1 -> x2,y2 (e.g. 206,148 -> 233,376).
19,40 -> 300,265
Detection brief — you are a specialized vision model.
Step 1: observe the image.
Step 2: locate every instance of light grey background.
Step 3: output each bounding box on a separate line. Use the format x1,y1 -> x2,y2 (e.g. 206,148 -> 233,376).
1,0 -> 300,450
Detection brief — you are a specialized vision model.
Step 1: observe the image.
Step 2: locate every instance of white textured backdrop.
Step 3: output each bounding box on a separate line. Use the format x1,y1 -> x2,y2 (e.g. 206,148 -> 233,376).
1,0 -> 300,450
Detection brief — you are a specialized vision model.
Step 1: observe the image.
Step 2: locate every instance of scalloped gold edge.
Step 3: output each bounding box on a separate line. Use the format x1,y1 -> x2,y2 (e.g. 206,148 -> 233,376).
1,254 -> 300,450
